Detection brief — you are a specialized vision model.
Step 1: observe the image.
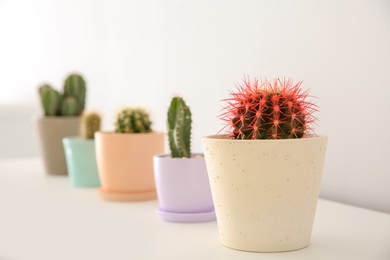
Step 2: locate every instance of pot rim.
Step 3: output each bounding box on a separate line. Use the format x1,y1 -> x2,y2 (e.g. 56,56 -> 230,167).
203,134 -> 327,143
63,136 -> 95,143
154,153 -> 204,159
95,130 -> 165,136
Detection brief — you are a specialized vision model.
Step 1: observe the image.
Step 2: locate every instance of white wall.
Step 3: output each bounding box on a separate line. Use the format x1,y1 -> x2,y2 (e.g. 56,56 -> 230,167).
0,0 -> 389,213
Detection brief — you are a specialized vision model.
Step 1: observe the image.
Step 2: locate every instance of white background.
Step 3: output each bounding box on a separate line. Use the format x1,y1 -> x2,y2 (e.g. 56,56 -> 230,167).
0,0 -> 389,213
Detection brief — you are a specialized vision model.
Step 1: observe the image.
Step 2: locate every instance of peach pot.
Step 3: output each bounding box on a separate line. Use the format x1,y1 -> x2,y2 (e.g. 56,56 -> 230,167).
95,131 -> 164,201
202,135 -> 328,252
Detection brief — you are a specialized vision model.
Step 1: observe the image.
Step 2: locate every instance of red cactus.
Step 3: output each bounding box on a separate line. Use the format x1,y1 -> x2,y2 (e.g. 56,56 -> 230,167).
220,77 -> 318,139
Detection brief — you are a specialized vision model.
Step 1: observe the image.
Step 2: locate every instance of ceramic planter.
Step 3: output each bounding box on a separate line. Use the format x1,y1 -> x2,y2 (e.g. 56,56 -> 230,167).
63,137 -> 101,187
95,131 -> 164,201
202,135 -> 328,253
153,154 -> 216,223
36,116 -> 81,175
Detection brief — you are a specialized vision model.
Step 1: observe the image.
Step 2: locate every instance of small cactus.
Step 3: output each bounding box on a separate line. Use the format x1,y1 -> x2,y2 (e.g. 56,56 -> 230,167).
115,107 -> 152,133
64,73 -> 86,112
38,73 -> 86,116
167,96 -> 192,158
39,84 -> 61,116
220,77 -> 318,139
81,111 -> 101,139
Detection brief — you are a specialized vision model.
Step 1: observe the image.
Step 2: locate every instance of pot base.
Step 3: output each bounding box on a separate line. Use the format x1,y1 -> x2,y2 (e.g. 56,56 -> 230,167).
98,188 -> 157,201
156,208 -> 216,223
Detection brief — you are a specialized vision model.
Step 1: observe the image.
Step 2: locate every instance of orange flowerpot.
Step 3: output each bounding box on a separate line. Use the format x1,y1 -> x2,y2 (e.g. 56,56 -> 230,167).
95,131 -> 164,201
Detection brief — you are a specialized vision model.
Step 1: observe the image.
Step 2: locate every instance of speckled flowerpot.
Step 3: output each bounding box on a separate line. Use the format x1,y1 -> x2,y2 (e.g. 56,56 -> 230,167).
202,135 -> 328,253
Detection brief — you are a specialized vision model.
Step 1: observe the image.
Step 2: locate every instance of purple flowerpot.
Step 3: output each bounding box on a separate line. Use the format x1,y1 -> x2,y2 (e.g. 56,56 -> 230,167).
153,153 -> 216,223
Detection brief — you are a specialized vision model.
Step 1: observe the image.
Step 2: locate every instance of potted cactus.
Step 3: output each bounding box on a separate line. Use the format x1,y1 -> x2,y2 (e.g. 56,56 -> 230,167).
153,96 -> 215,222
95,107 -> 164,201
36,73 -> 86,175
63,111 -> 101,187
202,77 -> 328,252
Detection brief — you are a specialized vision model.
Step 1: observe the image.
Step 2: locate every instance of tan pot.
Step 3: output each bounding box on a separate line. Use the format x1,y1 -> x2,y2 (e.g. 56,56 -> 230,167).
202,135 -> 328,252
95,131 -> 165,201
36,116 -> 81,175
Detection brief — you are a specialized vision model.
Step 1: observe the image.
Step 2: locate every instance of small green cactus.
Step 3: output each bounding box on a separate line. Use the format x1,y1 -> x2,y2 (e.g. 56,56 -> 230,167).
64,73 -> 86,111
167,96 -> 192,158
38,73 -> 86,116
81,111 -> 101,139
115,107 -> 152,133
39,84 -> 61,116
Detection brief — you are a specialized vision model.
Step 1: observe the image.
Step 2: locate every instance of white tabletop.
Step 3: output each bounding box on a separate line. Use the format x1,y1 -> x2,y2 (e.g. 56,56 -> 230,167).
0,158 -> 389,260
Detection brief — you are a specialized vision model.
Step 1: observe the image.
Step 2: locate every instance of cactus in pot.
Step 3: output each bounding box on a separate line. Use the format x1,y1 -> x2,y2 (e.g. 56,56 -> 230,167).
95,106 -> 164,201
153,96 -> 215,222
36,73 -> 87,175
63,109 -> 102,187
220,77 -> 318,139
167,96 -> 192,158
80,111 -> 101,139
115,107 -> 152,133
202,76 -> 328,252
38,73 -> 86,117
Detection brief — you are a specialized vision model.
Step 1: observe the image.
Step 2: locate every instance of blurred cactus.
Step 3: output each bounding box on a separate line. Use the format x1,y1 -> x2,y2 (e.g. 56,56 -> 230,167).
38,73 -> 86,116
39,84 -> 61,116
167,96 -> 192,158
81,111 -> 101,139
64,73 -> 86,111
115,107 -> 152,133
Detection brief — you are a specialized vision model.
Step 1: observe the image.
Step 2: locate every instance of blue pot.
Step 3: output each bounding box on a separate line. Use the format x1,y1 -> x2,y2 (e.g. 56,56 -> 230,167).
63,137 -> 101,187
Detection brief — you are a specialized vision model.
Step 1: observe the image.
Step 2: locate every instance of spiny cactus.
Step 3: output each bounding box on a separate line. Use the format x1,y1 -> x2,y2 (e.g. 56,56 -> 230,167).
38,73 -> 86,116
168,96 -> 192,158
115,107 -> 152,133
81,111 -> 101,139
220,77 -> 317,140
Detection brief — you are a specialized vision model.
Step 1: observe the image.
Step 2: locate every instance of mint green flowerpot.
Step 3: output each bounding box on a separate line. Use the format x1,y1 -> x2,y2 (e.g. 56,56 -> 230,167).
63,137 -> 101,187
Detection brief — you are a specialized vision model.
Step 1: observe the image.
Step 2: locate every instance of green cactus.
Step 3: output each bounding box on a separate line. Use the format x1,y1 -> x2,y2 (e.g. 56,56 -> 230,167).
167,96 -> 192,158
81,111 -> 101,139
38,73 -> 87,116
38,84 -> 61,116
64,73 -> 86,111
61,96 -> 80,116
115,107 -> 152,133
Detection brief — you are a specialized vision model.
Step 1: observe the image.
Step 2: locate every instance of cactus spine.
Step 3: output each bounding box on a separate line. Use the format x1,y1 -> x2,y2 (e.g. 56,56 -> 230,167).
81,111 -> 101,139
221,77 -> 317,140
167,96 -> 192,158
115,108 -> 152,133
38,73 -> 86,116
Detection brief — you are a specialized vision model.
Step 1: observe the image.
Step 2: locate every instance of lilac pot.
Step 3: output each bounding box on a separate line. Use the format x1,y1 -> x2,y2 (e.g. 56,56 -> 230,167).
153,153 -> 215,223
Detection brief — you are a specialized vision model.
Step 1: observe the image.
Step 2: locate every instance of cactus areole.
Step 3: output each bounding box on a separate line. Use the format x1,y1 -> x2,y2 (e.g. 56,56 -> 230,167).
220,77 -> 318,140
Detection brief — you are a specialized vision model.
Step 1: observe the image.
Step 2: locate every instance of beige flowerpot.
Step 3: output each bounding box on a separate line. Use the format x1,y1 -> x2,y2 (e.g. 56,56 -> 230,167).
95,131 -> 164,201
202,135 -> 328,252
36,116 -> 81,175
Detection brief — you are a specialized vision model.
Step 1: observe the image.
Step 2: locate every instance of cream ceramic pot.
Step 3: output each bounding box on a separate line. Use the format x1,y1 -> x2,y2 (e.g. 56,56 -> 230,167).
202,135 -> 328,252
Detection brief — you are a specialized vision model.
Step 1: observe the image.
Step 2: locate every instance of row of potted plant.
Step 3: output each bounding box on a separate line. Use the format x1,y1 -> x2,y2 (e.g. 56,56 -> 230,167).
36,73 -> 328,253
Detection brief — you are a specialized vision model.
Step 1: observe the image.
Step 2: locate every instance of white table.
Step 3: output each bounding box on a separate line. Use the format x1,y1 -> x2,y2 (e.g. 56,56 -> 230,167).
0,158 -> 389,260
